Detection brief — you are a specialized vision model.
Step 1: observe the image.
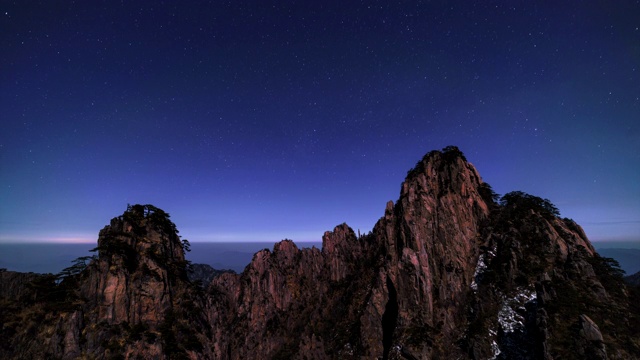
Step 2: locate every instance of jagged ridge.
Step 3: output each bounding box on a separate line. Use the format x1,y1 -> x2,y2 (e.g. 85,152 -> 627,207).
0,147 -> 638,360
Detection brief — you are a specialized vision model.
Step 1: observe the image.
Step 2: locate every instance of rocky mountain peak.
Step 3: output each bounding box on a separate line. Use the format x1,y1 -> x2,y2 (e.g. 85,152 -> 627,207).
94,204 -> 187,267
366,147 -> 493,358
1,147 -> 638,360
322,223 -> 362,282
81,204 -> 193,328
402,146 -> 485,202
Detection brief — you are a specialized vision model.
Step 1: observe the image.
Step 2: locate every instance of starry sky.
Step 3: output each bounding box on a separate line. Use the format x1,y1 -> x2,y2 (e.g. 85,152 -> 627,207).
1,1 -> 639,245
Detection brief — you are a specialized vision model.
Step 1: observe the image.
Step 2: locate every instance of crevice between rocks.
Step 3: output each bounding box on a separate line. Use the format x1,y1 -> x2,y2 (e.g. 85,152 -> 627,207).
382,275 -> 398,360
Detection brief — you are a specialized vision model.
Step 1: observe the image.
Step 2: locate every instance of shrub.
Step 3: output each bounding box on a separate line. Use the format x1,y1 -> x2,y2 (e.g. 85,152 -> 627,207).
478,182 -> 500,204
500,191 -> 560,218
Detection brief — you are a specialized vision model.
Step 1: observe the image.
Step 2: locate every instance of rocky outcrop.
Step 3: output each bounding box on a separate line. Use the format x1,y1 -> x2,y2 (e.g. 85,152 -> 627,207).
188,263 -> 235,286
0,270 -> 46,301
80,207 -> 185,326
0,204 -> 211,359
0,146 -> 638,359
202,147 -> 639,359
575,314 -> 607,359
376,148 -> 490,358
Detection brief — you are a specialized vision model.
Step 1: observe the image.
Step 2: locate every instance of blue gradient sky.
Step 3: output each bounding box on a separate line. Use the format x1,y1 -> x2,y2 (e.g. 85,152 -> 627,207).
1,1 -> 639,244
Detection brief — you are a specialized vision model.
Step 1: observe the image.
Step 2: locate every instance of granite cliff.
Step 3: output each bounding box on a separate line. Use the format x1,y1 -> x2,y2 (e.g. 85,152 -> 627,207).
1,147 -> 638,359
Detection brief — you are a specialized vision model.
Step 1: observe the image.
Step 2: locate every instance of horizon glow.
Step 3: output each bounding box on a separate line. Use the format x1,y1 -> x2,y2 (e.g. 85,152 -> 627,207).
1,2 -> 638,247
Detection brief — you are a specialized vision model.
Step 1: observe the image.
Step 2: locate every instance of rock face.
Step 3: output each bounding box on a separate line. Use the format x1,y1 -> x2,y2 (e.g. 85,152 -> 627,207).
1,146 -> 639,359
188,263 -> 235,286
0,204 -> 211,359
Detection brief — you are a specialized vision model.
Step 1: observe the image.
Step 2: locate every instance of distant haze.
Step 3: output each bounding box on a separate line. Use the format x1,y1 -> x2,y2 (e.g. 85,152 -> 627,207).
593,242 -> 640,275
2,240 -> 638,276
0,241 -> 322,274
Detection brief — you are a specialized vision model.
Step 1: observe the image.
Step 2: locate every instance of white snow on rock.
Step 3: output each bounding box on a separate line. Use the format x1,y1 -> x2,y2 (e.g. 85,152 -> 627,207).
486,287 -> 537,359
497,287 -> 537,334
489,339 -> 501,360
471,247 -> 496,291
471,254 -> 486,291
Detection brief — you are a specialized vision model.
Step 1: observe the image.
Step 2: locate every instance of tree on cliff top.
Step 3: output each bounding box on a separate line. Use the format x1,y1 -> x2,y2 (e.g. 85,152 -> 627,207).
406,145 -> 467,178
499,191 -> 560,217
125,203 -> 179,236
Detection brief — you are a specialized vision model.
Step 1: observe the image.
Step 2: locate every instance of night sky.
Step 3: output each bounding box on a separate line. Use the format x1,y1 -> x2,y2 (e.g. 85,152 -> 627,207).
1,1 -> 639,245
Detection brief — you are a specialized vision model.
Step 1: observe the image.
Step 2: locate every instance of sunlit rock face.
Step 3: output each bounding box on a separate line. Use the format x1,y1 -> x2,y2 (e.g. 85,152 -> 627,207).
1,147 -> 638,360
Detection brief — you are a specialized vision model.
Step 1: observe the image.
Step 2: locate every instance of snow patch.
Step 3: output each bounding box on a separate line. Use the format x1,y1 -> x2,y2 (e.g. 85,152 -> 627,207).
489,339 -> 501,360
486,287 -> 536,359
471,247 -> 496,291
486,328 -> 501,359
470,254 -> 486,290
497,287 -> 537,334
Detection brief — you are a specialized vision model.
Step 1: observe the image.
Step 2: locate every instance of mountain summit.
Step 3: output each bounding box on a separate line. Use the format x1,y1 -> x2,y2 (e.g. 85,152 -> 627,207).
1,147 -> 638,359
